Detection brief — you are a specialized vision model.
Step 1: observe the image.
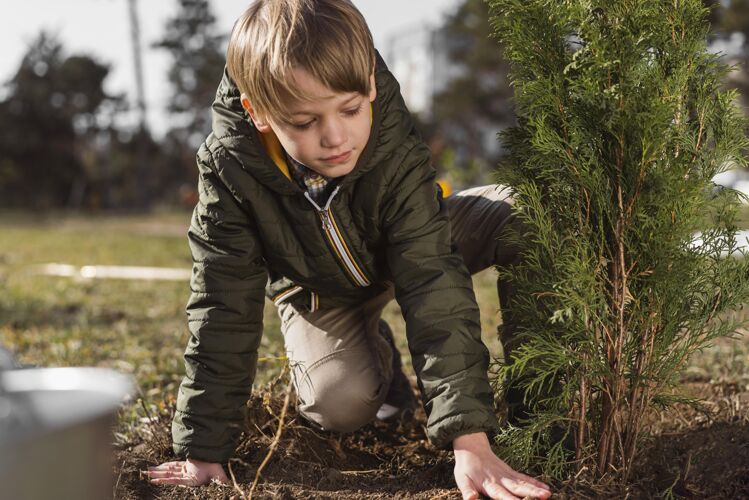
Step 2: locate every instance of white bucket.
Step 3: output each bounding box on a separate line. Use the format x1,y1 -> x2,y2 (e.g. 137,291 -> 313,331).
0,367 -> 134,500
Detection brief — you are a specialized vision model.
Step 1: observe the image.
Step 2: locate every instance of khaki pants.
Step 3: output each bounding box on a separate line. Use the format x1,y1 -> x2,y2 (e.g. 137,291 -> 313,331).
277,185 -> 520,432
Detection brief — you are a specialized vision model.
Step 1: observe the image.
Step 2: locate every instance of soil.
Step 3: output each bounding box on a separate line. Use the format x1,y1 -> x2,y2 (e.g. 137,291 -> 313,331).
113,380 -> 749,499
629,382 -> 749,499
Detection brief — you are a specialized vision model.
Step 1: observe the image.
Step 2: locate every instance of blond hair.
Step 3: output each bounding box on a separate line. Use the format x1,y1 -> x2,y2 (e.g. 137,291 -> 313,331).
227,0 -> 376,122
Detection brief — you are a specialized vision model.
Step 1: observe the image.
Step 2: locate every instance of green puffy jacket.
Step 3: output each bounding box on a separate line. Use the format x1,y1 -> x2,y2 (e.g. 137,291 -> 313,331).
172,55 -> 500,463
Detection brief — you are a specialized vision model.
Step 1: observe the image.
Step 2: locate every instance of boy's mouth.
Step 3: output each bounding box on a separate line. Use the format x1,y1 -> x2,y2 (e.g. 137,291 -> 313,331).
321,150 -> 352,164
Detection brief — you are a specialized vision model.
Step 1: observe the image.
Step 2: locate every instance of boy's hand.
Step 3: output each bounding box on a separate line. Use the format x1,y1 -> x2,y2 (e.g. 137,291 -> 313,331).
144,458 -> 230,487
453,432 -> 552,500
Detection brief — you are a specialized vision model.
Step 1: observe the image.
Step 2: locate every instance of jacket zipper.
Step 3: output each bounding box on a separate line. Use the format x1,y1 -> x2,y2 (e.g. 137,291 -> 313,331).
304,186 -> 371,287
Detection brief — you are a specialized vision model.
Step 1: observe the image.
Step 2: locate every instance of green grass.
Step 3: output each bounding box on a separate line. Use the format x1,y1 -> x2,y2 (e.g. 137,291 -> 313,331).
0,213 -> 187,397
1,211 -> 746,441
0,212 -> 502,395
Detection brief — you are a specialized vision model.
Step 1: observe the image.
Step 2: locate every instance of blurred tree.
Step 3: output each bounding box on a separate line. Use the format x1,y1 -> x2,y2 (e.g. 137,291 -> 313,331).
0,33 -> 123,209
710,0 -> 749,39
422,0 -> 514,188
709,1 -> 749,110
703,0 -> 723,35
95,127 -> 176,209
151,0 -> 227,207
154,0 -> 226,149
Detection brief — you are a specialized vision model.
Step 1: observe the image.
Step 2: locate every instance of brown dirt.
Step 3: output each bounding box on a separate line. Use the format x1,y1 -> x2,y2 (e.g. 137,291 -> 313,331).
113,380 -> 749,499
628,382 -> 749,499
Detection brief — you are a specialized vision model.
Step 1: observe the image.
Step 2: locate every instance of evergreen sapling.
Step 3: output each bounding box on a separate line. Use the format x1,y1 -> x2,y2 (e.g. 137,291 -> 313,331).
487,0 -> 749,481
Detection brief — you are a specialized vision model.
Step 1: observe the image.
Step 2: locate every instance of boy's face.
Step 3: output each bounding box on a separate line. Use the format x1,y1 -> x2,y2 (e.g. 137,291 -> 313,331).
243,68 -> 377,178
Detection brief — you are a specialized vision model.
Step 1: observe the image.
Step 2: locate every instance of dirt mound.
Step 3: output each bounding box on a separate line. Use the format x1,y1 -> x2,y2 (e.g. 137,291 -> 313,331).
114,387 -> 457,499
113,381 -> 749,499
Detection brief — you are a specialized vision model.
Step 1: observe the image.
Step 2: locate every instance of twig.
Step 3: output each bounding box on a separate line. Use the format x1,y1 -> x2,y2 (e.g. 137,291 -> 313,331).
228,459 -> 248,500
289,458 -> 326,469
574,465 -> 589,480
267,361 -> 292,392
252,421 -> 269,438
340,469 -> 381,475
249,368 -> 293,499
137,393 -> 169,452
113,458 -> 126,498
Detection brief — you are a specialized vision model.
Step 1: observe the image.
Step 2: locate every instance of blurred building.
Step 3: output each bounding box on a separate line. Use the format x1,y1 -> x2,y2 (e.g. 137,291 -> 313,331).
384,23 -> 459,119
384,22 -> 503,163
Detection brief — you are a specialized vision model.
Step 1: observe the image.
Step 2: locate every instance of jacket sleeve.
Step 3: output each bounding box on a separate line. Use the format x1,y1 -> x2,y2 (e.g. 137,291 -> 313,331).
171,150 -> 267,463
382,142 -> 500,449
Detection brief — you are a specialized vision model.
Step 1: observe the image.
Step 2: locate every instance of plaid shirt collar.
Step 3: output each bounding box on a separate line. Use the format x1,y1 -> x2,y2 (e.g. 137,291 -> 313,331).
285,152 -> 334,204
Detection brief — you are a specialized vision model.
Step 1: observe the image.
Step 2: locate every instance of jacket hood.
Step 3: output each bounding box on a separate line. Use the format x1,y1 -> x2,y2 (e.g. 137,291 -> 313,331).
209,52 -> 417,195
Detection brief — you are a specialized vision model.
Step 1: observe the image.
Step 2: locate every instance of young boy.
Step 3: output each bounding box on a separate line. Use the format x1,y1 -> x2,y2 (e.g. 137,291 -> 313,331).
146,1 -> 551,498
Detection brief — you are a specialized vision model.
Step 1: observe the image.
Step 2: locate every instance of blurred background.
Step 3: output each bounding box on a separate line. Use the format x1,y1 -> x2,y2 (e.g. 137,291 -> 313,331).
1,0 -> 748,210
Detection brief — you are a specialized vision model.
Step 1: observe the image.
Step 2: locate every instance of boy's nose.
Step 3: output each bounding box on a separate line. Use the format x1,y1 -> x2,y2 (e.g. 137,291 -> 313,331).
320,119 -> 346,148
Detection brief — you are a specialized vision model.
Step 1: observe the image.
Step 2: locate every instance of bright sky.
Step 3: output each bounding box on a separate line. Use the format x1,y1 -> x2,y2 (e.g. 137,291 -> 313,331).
1,0 -> 459,135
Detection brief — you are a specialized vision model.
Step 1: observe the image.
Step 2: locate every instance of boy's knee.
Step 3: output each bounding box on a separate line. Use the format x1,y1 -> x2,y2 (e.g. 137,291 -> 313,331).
448,184 -> 522,271
292,349 -> 386,432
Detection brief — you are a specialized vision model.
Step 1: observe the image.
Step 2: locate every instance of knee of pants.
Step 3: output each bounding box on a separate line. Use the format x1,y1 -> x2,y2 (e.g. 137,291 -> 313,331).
292,348 -> 386,433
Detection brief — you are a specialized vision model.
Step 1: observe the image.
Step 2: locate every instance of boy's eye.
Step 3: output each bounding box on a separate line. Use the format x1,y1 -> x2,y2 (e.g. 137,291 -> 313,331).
291,120 -> 314,130
287,102 -> 363,129
343,104 -> 363,117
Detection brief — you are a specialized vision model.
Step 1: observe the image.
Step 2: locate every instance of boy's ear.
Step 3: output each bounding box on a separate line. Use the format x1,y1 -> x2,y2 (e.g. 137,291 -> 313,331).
240,93 -> 272,133
368,73 -> 377,102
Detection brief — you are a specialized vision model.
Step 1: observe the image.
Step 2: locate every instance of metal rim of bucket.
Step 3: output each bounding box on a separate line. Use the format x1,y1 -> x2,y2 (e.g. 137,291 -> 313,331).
1,367 -> 133,398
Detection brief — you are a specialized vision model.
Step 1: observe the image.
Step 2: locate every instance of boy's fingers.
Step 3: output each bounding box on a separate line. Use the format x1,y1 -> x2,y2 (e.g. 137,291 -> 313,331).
515,472 -> 551,491
483,481 -> 516,500
455,474 -> 479,500
147,465 -> 183,474
149,461 -> 183,469
147,464 -> 183,473
498,477 -> 551,499
150,477 -> 199,486
143,469 -> 183,479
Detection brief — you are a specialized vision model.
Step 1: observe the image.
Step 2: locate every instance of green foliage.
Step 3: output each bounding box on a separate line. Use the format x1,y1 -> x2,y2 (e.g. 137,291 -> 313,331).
149,0 -> 226,207
488,0 -> 749,481
433,0 -> 514,126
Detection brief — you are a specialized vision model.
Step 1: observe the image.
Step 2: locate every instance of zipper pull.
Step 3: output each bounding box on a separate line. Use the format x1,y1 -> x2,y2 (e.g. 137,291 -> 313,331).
320,211 -> 333,231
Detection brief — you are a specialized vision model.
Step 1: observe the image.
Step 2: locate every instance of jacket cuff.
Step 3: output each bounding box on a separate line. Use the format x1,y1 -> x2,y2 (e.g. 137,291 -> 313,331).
427,410 -> 501,450
172,442 -> 235,464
